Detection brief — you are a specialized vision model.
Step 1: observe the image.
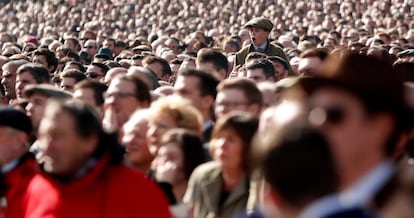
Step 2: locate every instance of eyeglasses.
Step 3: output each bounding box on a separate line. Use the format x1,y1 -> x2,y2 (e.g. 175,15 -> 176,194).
84,46 -> 95,49
85,72 -> 104,78
104,92 -> 136,99
131,54 -> 144,60
215,101 -> 251,108
308,106 -> 346,126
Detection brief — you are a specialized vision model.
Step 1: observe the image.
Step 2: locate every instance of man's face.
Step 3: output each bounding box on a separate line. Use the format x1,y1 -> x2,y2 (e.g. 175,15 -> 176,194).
144,62 -> 166,81
298,57 -> 322,76
1,64 -> 17,99
60,77 -> 76,93
73,88 -> 97,107
215,88 -> 254,119
86,65 -> 105,82
15,71 -> 37,99
249,27 -> 269,46
247,68 -> 267,83
0,126 -> 26,165
26,94 -> 48,131
197,62 -> 225,80
105,78 -> 141,128
122,118 -> 153,169
103,39 -> 115,52
174,75 -> 204,111
83,40 -> 98,56
64,39 -> 77,53
38,109 -> 97,177
309,87 -> 390,182
272,61 -> 288,80
33,55 -> 49,71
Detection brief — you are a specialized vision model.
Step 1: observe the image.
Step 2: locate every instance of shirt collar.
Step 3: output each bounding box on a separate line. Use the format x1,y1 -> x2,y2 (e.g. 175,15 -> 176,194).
253,40 -> 268,51
203,120 -> 214,131
339,160 -> 394,207
299,194 -> 343,218
1,158 -> 20,174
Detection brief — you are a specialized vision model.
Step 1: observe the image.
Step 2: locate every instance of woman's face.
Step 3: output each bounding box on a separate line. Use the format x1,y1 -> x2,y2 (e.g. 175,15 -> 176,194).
146,113 -> 177,155
153,142 -> 185,184
211,128 -> 244,172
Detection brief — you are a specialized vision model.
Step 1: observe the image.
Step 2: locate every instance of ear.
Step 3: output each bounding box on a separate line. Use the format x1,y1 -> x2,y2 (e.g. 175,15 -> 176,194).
218,69 -> 227,80
201,95 -> 214,111
247,103 -> 261,116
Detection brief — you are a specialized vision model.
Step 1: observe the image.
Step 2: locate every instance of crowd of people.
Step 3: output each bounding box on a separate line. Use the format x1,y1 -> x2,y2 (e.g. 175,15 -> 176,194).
1,0 -> 414,217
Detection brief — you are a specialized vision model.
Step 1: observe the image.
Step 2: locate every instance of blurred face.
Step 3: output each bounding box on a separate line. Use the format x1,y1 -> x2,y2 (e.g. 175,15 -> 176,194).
33,55 -> 49,70
247,68 -> 267,83
215,88 -> 251,119
73,88 -> 97,107
83,40 -> 98,56
0,126 -> 26,165
211,128 -> 244,172
60,77 -> 76,92
249,27 -> 269,46
38,109 -> 97,177
153,142 -> 185,183
15,71 -> 37,99
1,64 -> 17,99
174,75 -> 204,111
86,65 -> 105,82
26,94 -> 48,131
309,87 -> 390,181
105,78 -> 141,128
298,57 -> 322,76
122,118 -> 153,170
103,39 -> 115,52
147,114 -> 177,155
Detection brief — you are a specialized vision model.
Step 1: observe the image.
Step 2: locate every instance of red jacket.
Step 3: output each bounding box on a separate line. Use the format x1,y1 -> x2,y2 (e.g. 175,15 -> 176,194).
23,154 -> 172,218
3,154 -> 36,218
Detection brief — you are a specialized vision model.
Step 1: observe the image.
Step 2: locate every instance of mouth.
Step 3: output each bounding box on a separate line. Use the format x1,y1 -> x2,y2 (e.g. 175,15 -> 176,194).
251,37 -> 256,42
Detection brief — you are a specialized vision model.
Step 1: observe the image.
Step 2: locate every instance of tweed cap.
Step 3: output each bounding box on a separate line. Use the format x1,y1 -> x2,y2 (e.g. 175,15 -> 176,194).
244,17 -> 273,32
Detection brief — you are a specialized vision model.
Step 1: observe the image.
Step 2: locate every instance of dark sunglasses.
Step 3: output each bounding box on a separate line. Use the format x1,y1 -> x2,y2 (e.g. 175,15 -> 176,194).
84,46 -> 95,49
308,106 -> 346,126
85,72 -> 103,78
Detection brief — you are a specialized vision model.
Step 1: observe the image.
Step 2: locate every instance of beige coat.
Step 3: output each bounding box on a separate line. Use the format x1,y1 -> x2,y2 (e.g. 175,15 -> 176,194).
183,161 -> 250,218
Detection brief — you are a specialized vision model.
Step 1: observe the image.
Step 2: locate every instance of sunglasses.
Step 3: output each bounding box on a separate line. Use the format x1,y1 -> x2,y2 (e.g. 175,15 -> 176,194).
84,46 -> 95,49
308,106 -> 346,126
85,72 -> 104,78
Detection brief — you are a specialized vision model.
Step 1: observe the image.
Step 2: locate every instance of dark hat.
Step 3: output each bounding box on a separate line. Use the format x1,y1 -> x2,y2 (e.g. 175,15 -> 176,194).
267,56 -> 289,69
244,17 -> 273,32
95,48 -> 113,60
397,49 -> 414,58
132,45 -> 152,52
79,51 -> 92,62
0,106 -> 32,134
298,52 -> 412,130
24,84 -> 73,99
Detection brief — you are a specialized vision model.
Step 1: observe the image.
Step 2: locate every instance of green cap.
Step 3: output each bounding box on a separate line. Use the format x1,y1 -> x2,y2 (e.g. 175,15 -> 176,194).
244,17 -> 273,32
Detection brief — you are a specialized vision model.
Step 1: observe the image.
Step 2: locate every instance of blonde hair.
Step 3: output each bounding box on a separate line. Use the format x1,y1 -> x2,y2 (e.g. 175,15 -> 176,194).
149,96 -> 203,134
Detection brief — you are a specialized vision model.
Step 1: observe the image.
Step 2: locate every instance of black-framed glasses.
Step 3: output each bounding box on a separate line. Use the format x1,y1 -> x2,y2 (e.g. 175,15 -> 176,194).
84,46 -> 95,49
308,106 -> 346,126
85,72 -> 104,78
131,54 -> 144,60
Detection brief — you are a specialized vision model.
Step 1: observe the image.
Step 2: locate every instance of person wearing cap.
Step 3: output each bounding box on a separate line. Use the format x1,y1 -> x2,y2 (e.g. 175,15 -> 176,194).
267,56 -> 290,80
94,48 -> 113,62
0,106 -> 36,218
234,17 -> 288,67
22,99 -> 172,217
297,52 -> 413,215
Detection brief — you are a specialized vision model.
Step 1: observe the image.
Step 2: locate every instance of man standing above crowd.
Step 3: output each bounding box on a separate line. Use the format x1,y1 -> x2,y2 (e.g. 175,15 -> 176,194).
235,17 -> 288,67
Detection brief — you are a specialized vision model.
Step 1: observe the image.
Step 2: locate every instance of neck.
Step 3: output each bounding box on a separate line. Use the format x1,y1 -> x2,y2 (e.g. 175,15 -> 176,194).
131,162 -> 152,173
222,169 -> 246,191
173,180 -> 187,202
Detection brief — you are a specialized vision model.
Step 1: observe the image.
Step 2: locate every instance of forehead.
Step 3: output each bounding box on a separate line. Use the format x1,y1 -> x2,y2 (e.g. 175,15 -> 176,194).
216,88 -> 246,101
175,75 -> 200,90
40,109 -> 76,132
310,87 -> 362,107
17,71 -> 35,80
108,78 -> 135,92
87,65 -> 102,72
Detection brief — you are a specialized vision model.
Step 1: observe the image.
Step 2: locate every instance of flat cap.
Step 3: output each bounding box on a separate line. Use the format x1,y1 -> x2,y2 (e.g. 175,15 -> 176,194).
0,106 -> 32,135
244,17 -> 273,32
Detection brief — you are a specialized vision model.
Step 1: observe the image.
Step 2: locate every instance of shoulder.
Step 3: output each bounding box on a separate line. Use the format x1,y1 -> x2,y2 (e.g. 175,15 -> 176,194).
236,45 -> 252,56
191,161 -> 220,179
324,208 -> 379,218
